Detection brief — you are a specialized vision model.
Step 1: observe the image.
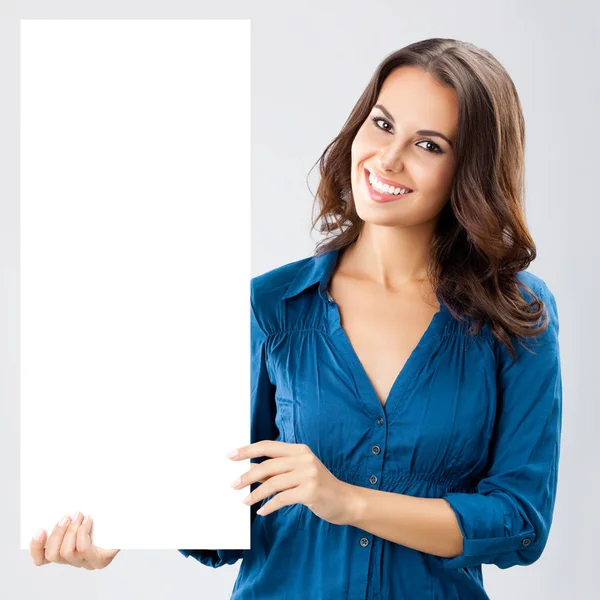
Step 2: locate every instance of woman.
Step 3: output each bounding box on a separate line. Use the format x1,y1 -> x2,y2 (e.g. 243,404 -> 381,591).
31,38 -> 562,600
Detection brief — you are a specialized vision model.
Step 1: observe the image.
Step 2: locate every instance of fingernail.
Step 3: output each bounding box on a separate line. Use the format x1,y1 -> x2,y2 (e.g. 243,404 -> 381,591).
71,511 -> 80,521
34,529 -> 44,540
226,449 -> 239,458
58,515 -> 69,526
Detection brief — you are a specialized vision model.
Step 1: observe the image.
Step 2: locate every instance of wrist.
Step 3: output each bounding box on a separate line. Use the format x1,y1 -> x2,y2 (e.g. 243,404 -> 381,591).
343,483 -> 367,526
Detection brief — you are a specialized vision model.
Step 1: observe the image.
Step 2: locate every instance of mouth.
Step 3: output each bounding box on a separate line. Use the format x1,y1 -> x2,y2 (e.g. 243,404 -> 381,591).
363,167 -> 414,203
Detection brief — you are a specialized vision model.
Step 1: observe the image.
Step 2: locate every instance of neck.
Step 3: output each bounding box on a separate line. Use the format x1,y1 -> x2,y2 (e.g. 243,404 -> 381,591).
340,223 -> 436,291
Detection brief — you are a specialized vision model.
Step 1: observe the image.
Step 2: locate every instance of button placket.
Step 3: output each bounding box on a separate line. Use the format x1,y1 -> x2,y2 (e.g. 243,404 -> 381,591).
362,422 -> 384,546
370,417 -> 384,485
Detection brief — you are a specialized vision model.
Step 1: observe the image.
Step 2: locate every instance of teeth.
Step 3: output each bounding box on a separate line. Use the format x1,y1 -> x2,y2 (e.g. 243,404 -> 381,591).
368,171 -> 411,195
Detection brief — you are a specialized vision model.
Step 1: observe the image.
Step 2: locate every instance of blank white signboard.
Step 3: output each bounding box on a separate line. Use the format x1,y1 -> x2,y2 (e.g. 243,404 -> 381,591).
20,19 -> 251,550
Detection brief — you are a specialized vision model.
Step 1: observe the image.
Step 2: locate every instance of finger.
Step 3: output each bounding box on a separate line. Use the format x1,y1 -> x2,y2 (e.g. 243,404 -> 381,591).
76,515 -> 106,570
257,487 -> 299,517
248,462 -> 268,483
233,440 -> 287,461
75,515 -> 98,565
29,529 -> 50,567
249,471 -> 299,507
44,515 -> 72,564
244,458 -> 293,487
60,512 -> 85,567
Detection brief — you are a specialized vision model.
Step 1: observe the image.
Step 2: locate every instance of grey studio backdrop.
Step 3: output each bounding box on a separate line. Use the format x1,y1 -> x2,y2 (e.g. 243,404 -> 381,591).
1,1 -> 597,599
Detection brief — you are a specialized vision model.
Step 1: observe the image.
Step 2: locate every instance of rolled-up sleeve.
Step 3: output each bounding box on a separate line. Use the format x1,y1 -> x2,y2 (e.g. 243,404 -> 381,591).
179,280 -> 279,566
177,548 -> 242,566
439,280 -> 562,570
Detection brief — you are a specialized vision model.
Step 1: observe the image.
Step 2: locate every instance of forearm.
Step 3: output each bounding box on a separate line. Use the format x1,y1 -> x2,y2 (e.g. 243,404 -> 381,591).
342,483 -> 464,559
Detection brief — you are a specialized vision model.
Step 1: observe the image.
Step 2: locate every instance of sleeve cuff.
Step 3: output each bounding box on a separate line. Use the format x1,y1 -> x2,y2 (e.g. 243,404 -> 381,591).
177,549 -> 244,567
439,492 -> 537,569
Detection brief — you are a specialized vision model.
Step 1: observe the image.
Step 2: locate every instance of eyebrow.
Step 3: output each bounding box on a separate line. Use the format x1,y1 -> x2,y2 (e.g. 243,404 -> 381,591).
373,104 -> 454,148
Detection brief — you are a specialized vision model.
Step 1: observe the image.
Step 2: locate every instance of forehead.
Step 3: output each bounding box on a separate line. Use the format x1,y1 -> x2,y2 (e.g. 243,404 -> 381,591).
376,66 -> 458,135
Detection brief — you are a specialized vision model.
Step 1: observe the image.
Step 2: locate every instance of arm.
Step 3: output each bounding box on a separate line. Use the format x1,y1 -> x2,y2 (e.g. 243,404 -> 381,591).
179,284 -> 279,566
342,487 -> 463,558
343,279 -> 562,569
439,280 -> 562,569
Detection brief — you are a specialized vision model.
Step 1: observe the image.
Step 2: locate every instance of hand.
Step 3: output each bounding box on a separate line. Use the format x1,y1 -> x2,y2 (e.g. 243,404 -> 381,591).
228,441 -> 355,526
29,512 -> 120,570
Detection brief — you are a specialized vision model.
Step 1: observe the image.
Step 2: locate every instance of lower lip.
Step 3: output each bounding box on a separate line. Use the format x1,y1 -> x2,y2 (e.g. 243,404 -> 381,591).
363,169 -> 413,203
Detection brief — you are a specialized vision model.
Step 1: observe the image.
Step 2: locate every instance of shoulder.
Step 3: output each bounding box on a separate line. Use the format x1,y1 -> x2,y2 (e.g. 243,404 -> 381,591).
250,254 -> 314,332
515,269 -> 553,300
515,269 -> 558,323
496,269 -> 560,359
250,254 -> 313,305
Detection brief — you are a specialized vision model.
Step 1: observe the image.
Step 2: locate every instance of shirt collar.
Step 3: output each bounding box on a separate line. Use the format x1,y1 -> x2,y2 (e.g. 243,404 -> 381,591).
282,247 -> 341,302
282,245 -> 452,317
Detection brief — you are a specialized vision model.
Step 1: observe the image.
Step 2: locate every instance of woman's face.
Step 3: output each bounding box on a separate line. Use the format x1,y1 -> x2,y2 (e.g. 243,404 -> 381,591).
350,66 -> 458,228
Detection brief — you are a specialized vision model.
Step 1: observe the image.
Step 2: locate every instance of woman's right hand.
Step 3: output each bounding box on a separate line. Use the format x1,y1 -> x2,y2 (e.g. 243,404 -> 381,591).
29,512 -> 120,569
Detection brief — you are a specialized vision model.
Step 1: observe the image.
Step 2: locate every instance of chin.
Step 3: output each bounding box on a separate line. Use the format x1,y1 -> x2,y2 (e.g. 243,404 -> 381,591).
355,204 -> 412,226
356,212 -> 412,228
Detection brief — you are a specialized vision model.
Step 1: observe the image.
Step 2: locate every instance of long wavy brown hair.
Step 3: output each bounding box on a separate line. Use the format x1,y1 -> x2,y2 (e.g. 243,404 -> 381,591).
309,37 -> 548,362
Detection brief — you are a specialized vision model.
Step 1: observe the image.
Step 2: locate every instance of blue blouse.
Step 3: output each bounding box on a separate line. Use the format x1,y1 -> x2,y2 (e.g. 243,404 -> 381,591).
179,247 -> 562,600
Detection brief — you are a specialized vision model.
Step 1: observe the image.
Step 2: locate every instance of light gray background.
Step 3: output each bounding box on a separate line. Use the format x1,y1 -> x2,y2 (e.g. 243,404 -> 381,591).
2,1 -> 597,599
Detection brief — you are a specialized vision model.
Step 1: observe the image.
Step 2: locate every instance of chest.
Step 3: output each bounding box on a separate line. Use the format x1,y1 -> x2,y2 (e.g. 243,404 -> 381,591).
327,276 -> 441,408
269,284 -> 498,480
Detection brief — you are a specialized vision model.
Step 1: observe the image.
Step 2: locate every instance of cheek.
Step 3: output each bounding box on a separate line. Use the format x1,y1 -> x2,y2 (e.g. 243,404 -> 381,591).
350,134 -> 372,184
352,126 -> 379,157
350,134 -> 365,162
416,161 -> 453,196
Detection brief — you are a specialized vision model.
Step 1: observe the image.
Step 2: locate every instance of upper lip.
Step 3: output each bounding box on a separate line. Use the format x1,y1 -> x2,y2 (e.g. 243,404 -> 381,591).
365,167 -> 413,192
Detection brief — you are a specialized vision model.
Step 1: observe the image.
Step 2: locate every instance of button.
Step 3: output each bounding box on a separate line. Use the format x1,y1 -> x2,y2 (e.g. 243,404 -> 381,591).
372,445 -> 381,455
376,416 -> 384,426
360,537 -> 369,547
369,475 -> 378,485
521,538 -> 532,547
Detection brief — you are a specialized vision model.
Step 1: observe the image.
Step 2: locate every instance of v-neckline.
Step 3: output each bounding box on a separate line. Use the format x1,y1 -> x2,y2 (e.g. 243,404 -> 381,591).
325,288 -> 451,424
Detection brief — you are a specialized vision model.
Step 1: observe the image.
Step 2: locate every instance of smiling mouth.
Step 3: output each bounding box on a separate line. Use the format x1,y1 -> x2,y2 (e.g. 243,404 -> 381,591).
364,167 -> 414,193
363,168 -> 414,201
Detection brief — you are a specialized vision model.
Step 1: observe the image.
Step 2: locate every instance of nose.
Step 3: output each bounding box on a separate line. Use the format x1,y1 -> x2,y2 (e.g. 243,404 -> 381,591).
377,144 -> 405,174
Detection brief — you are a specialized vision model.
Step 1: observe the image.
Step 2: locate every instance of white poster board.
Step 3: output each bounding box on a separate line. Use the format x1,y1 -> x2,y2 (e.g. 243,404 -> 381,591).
20,19 -> 251,550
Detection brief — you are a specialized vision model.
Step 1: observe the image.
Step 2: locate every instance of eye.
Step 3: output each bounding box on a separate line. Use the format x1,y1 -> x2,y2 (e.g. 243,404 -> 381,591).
371,116 -> 391,132
370,115 -> 444,154
415,140 -> 443,154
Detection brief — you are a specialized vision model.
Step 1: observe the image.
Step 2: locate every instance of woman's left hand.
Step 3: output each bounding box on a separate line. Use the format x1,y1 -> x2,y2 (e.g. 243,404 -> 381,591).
227,441 -> 356,526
